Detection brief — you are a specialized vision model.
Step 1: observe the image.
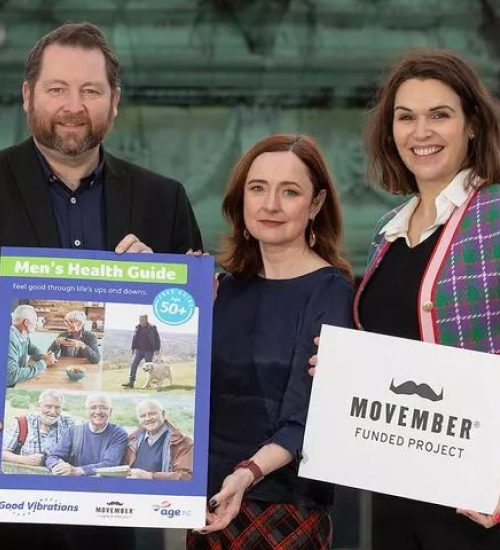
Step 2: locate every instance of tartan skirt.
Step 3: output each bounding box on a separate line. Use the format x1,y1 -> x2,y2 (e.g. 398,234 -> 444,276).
186,500 -> 332,550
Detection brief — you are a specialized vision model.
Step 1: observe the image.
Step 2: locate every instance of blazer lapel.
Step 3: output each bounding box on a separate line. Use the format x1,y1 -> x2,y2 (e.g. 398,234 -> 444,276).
8,139 -> 60,247
104,153 -> 132,250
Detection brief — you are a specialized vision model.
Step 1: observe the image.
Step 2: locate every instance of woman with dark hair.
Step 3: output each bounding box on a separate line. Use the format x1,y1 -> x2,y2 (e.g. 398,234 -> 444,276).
187,134 -> 353,550
355,50 -> 500,549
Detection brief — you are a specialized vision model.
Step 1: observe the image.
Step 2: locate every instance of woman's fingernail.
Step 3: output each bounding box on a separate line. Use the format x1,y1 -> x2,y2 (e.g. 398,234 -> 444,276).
209,498 -> 217,507
494,513 -> 500,523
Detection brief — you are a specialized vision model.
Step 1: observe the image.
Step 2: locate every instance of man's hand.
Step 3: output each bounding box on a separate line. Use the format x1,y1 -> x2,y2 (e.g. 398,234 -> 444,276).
20,453 -> 45,466
52,461 -> 84,476
115,234 -> 153,254
63,339 -> 86,349
128,468 -> 152,480
186,248 -> 206,256
43,352 -> 57,366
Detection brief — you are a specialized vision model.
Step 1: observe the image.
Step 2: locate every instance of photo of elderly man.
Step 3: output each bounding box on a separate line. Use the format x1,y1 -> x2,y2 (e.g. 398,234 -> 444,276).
47,310 -> 101,364
7,305 -> 56,387
2,389 -> 73,467
126,399 -> 193,480
45,394 -> 127,476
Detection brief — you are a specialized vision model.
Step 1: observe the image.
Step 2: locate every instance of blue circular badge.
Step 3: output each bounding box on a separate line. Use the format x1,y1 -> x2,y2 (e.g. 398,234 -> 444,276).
153,288 -> 196,326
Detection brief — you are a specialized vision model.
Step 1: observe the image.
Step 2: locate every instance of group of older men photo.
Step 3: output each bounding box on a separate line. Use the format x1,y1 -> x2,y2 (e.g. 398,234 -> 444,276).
2,390 -> 193,480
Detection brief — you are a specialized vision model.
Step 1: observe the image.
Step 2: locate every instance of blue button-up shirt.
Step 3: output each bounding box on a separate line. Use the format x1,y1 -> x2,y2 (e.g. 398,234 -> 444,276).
7,325 -> 46,387
36,148 -> 106,250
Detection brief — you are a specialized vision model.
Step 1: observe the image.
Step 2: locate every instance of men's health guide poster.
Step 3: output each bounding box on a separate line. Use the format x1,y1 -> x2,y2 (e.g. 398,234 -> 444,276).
0,247 -> 213,528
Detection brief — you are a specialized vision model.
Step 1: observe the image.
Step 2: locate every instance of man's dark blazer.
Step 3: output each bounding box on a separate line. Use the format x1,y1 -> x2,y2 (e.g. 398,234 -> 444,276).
0,138 -> 202,252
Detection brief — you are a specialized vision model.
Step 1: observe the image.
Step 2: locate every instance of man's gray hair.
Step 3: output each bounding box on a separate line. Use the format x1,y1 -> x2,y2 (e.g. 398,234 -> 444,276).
85,393 -> 112,409
38,389 -> 64,405
12,304 -> 37,324
136,399 -> 164,416
65,310 -> 86,324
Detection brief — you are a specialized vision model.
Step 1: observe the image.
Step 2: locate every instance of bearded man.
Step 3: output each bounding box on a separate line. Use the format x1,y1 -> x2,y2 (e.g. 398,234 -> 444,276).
0,22 -> 202,255
2,389 -> 73,465
0,21 -> 203,550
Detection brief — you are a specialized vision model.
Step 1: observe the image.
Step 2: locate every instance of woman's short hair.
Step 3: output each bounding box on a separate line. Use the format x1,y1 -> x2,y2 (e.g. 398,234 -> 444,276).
218,134 -> 352,281
366,49 -> 500,194
65,310 -> 86,325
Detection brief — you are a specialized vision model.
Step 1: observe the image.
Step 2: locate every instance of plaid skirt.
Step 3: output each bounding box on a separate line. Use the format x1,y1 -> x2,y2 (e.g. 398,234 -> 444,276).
186,500 -> 332,550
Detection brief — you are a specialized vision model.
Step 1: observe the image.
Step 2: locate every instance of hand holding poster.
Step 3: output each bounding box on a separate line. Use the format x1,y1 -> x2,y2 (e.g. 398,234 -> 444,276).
0,247 -> 213,528
299,325 -> 500,513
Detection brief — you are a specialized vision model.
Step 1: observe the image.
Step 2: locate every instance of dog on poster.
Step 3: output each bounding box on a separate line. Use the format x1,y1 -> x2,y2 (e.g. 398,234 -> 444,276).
141,361 -> 173,390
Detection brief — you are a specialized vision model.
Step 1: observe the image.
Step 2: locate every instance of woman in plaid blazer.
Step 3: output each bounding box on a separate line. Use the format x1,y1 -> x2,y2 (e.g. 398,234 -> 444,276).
354,50 -> 500,550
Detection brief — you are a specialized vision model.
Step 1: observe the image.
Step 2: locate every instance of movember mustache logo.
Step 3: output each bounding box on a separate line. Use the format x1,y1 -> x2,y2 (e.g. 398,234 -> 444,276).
389,379 -> 444,402
106,501 -> 124,506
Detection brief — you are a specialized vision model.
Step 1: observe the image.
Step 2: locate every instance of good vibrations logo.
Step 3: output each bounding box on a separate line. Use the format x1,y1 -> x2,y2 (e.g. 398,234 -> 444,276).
0,497 -> 79,517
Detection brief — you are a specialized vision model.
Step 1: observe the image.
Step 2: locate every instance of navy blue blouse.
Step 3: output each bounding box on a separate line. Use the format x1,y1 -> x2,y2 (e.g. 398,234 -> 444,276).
208,266 -> 354,509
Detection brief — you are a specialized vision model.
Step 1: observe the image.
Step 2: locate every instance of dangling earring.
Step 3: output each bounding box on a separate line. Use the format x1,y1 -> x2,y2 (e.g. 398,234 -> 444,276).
243,228 -> 250,240
308,220 -> 316,248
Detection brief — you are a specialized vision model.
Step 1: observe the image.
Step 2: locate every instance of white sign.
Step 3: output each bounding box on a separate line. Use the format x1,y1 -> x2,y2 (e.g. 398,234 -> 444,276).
299,326 -> 500,513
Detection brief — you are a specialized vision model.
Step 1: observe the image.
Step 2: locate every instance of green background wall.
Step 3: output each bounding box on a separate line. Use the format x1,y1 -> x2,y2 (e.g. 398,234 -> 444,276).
0,2 -> 498,548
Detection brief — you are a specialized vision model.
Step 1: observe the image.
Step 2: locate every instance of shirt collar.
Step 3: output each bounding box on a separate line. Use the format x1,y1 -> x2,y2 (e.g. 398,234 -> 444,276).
438,169 -> 472,207
11,324 -> 27,341
379,169 -> 476,242
88,422 -> 109,434
145,423 -> 169,445
35,145 -> 106,188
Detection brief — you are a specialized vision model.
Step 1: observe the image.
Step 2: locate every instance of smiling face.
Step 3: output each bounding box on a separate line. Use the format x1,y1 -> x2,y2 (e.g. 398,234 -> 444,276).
243,151 -> 325,250
85,395 -> 111,430
137,402 -> 165,436
22,43 -> 120,157
38,395 -> 62,427
392,78 -> 473,193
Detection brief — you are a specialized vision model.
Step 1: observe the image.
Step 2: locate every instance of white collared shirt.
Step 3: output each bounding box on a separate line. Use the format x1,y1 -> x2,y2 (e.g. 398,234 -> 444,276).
379,170 -> 475,246
88,422 -> 109,434
145,424 -> 168,447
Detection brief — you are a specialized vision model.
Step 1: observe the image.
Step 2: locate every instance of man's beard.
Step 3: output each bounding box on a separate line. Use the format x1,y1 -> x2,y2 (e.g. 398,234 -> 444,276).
40,414 -> 58,426
27,100 -> 114,157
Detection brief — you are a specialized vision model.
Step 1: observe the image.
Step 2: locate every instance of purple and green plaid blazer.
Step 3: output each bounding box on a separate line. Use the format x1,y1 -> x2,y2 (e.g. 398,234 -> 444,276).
354,183 -> 500,354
